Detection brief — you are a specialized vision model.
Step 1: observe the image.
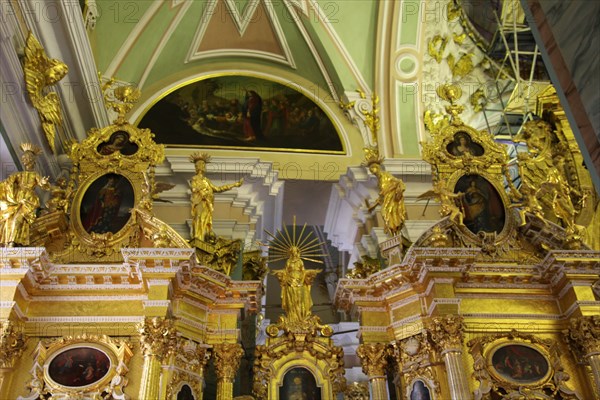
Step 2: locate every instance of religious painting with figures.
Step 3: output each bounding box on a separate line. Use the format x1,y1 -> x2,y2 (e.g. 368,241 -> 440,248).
96,131 -> 138,156
490,344 -> 550,384
446,132 -> 484,157
137,76 -> 344,153
454,174 -> 505,234
79,173 -> 135,234
48,347 -> 111,387
280,367 -> 322,400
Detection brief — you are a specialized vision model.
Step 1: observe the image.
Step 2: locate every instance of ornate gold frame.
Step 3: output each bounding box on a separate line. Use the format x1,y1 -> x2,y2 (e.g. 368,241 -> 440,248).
468,330 -> 581,399
485,339 -> 552,388
270,358 -> 331,400
19,335 -> 132,400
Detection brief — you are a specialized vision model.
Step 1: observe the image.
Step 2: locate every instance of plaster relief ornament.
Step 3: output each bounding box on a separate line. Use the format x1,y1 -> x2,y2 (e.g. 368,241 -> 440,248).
363,146 -> 407,237
0,143 -> 50,246
23,32 -> 68,153
266,218 -> 332,337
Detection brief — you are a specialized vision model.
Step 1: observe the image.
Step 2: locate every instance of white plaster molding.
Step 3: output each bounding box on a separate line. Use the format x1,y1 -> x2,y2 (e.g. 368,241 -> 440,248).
30,294 -> 147,302
26,316 -> 144,323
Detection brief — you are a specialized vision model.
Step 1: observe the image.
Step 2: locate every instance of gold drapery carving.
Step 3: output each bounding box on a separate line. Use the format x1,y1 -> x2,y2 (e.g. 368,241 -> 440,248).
0,320 -> 26,369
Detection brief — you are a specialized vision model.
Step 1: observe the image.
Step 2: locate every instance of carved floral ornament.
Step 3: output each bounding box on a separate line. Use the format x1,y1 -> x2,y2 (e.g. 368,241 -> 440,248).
468,330 -> 582,400
17,334 -> 133,400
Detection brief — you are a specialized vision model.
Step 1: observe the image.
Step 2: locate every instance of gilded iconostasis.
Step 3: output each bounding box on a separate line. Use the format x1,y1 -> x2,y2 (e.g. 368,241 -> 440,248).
0,1 -> 599,400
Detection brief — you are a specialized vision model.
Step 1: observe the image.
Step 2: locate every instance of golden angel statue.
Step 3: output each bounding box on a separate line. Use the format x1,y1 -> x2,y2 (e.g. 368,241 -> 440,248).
363,147 -> 407,237
0,143 -> 50,246
418,180 -> 465,226
23,32 -> 68,153
189,152 -> 243,242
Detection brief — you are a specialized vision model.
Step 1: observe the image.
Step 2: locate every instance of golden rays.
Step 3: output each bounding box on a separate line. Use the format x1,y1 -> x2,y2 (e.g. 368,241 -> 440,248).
264,216 -> 326,264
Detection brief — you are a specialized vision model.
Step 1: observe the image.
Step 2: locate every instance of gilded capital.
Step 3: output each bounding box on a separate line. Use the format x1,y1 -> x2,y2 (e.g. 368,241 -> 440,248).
563,315 -> 600,358
213,343 -> 244,381
356,343 -> 390,377
428,315 -> 465,351
138,317 -> 176,360
0,320 -> 26,369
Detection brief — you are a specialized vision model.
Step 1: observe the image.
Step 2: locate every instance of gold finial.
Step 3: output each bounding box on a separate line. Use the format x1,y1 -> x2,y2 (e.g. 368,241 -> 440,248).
19,143 -> 42,156
102,80 -> 141,124
361,146 -> 384,167
189,152 -> 211,164
436,83 -> 464,125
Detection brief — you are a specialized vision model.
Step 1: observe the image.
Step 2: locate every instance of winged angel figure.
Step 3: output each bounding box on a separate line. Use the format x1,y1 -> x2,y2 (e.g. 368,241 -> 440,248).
23,32 -> 68,153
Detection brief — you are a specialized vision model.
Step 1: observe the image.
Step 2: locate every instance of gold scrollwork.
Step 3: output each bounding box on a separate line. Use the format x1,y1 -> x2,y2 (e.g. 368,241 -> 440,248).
20,334 -> 132,400
468,330 -> 582,400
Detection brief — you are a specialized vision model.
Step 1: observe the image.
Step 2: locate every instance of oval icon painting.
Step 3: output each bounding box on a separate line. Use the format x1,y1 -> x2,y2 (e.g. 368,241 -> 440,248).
48,347 -> 111,387
491,344 -> 549,384
80,173 -> 135,234
454,174 -> 505,234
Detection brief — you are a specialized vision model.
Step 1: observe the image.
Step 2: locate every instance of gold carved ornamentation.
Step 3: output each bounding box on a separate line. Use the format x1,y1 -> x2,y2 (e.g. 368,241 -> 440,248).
23,32 -> 68,153
195,236 -> 241,276
344,382 -> 369,399
0,320 -> 26,369
421,84 -> 523,258
428,314 -> 464,350
253,331 -> 346,399
255,220 -> 345,398
166,339 -> 210,400
346,255 -> 380,279
428,35 -> 448,64
363,147 -> 407,237
45,84 -> 166,262
0,143 -> 50,247
468,329 -> 582,400
356,343 -> 390,377
139,317 -> 177,360
563,316 -> 600,359
242,250 -> 268,281
19,334 -> 132,400
391,333 -> 441,399
213,343 -> 244,382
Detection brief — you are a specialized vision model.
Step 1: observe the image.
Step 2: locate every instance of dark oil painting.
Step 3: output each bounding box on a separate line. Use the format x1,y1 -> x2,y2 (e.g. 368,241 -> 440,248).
137,76 -> 343,153
96,131 -> 138,156
491,344 -> 549,384
280,367 -> 322,400
447,131 -> 484,157
177,384 -> 195,400
80,173 -> 135,234
454,174 -> 505,234
410,380 -> 431,400
48,347 -> 111,387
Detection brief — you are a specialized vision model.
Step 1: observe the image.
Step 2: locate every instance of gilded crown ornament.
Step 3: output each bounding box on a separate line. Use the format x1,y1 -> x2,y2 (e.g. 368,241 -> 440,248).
20,142 -> 42,156
189,152 -> 212,164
